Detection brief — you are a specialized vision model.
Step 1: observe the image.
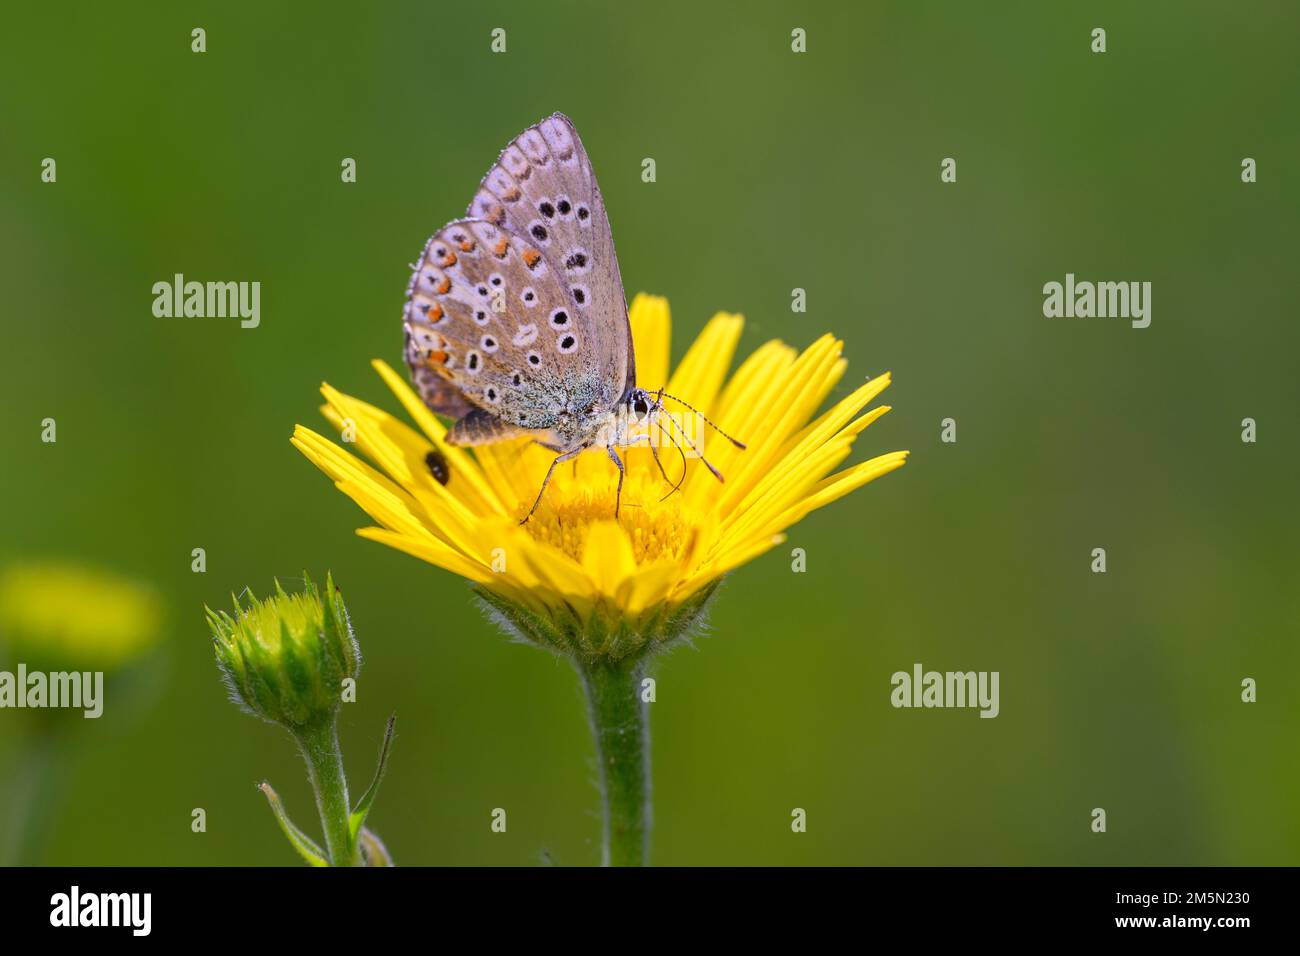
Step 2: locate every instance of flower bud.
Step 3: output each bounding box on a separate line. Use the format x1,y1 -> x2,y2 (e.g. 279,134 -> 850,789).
207,573 -> 359,729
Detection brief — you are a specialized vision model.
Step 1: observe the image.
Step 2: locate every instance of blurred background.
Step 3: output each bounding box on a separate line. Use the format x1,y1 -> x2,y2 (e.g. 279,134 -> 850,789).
1,1 -> 1297,865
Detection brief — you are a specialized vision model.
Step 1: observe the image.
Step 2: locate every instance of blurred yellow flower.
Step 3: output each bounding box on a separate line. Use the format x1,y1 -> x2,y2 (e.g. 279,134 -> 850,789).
0,562 -> 163,670
292,294 -> 907,658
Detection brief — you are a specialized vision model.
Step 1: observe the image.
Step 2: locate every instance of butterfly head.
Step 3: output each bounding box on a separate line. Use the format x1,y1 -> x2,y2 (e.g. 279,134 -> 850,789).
607,387 -> 748,495
620,387 -> 746,448
625,388 -> 657,425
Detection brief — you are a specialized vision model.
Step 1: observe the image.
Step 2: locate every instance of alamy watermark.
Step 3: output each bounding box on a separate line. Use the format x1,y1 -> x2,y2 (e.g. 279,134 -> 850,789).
1043,273 -> 1150,329
152,274 -> 260,328
891,663 -> 999,718
50,886 -> 150,936
0,664 -> 103,718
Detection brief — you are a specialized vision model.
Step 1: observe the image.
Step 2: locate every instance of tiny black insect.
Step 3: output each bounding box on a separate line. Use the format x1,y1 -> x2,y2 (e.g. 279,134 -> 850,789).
425,449 -> 450,485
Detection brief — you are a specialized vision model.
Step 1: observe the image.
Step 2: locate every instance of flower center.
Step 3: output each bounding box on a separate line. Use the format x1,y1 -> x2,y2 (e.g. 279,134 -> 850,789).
520,475 -> 689,565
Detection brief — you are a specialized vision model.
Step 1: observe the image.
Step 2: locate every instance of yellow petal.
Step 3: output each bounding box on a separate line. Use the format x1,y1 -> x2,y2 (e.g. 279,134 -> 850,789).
665,312 -> 744,415
761,451 -> 910,535
318,387 -> 480,531
677,533 -> 787,599
708,334 -> 845,510
719,400 -> 894,543
371,360 -> 505,517
581,521 -> 638,598
356,527 -> 494,584
628,293 -> 671,392
292,426 -> 485,559
782,373 -> 893,459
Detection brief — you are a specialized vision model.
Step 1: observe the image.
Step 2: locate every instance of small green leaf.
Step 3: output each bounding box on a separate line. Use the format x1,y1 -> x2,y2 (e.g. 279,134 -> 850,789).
357,826 -> 394,867
259,781 -> 328,867
349,713 -> 396,840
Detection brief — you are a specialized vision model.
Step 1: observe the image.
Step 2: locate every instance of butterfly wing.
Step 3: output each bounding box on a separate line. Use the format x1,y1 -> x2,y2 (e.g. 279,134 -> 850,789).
468,113 -> 634,395
405,356 -> 475,419
403,217 -> 608,441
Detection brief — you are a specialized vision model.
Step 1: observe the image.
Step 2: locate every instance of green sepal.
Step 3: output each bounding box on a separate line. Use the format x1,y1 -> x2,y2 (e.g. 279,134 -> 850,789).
259,781 -> 328,867
472,577 -> 722,665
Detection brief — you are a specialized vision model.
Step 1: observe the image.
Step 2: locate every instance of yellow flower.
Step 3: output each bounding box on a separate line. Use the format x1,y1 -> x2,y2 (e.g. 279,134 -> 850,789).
292,294 -> 907,659
0,562 -> 163,671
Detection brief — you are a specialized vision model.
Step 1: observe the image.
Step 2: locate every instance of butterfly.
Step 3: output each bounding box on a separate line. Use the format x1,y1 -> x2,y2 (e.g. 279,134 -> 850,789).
402,112 -> 744,523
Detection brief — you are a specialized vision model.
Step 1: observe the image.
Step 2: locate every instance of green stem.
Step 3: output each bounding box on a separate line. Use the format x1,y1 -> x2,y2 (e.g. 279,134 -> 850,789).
292,716 -> 356,867
577,658 -> 650,866
3,722 -> 68,866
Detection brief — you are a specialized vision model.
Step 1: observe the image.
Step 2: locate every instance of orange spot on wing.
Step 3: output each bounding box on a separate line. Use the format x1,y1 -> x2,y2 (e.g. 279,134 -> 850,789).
425,349 -> 448,368
522,248 -> 541,269
493,237 -> 510,258
435,276 -> 451,294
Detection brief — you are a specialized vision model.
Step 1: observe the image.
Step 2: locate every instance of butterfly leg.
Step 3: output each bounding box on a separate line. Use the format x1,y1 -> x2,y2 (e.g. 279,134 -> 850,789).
644,416 -> 687,501
521,447 -> 583,525
606,445 -> 626,519
646,433 -> 670,486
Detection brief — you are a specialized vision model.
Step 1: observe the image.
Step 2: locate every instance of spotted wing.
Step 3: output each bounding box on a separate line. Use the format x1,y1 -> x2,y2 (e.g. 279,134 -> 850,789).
468,113 -> 634,395
403,217 -> 600,437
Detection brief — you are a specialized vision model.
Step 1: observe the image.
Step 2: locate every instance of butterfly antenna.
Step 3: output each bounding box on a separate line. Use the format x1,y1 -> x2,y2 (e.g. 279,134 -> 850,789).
657,405 -> 726,483
652,387 -> 689,498
655,391 -> 747,449
649,413 -> 689,501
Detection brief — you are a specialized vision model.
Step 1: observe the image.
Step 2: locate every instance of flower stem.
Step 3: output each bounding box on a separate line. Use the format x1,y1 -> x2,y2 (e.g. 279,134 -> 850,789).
577,658 -> 650,866
2,722 -> 67,866
292,716 -> 356,867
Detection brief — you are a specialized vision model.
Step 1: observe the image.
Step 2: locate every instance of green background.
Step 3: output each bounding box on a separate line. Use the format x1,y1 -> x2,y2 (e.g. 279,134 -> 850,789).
1,1 -> 1297,865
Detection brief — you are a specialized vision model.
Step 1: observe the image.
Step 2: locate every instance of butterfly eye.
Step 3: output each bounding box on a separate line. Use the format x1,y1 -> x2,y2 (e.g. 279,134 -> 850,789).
633,397 -> 649,417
